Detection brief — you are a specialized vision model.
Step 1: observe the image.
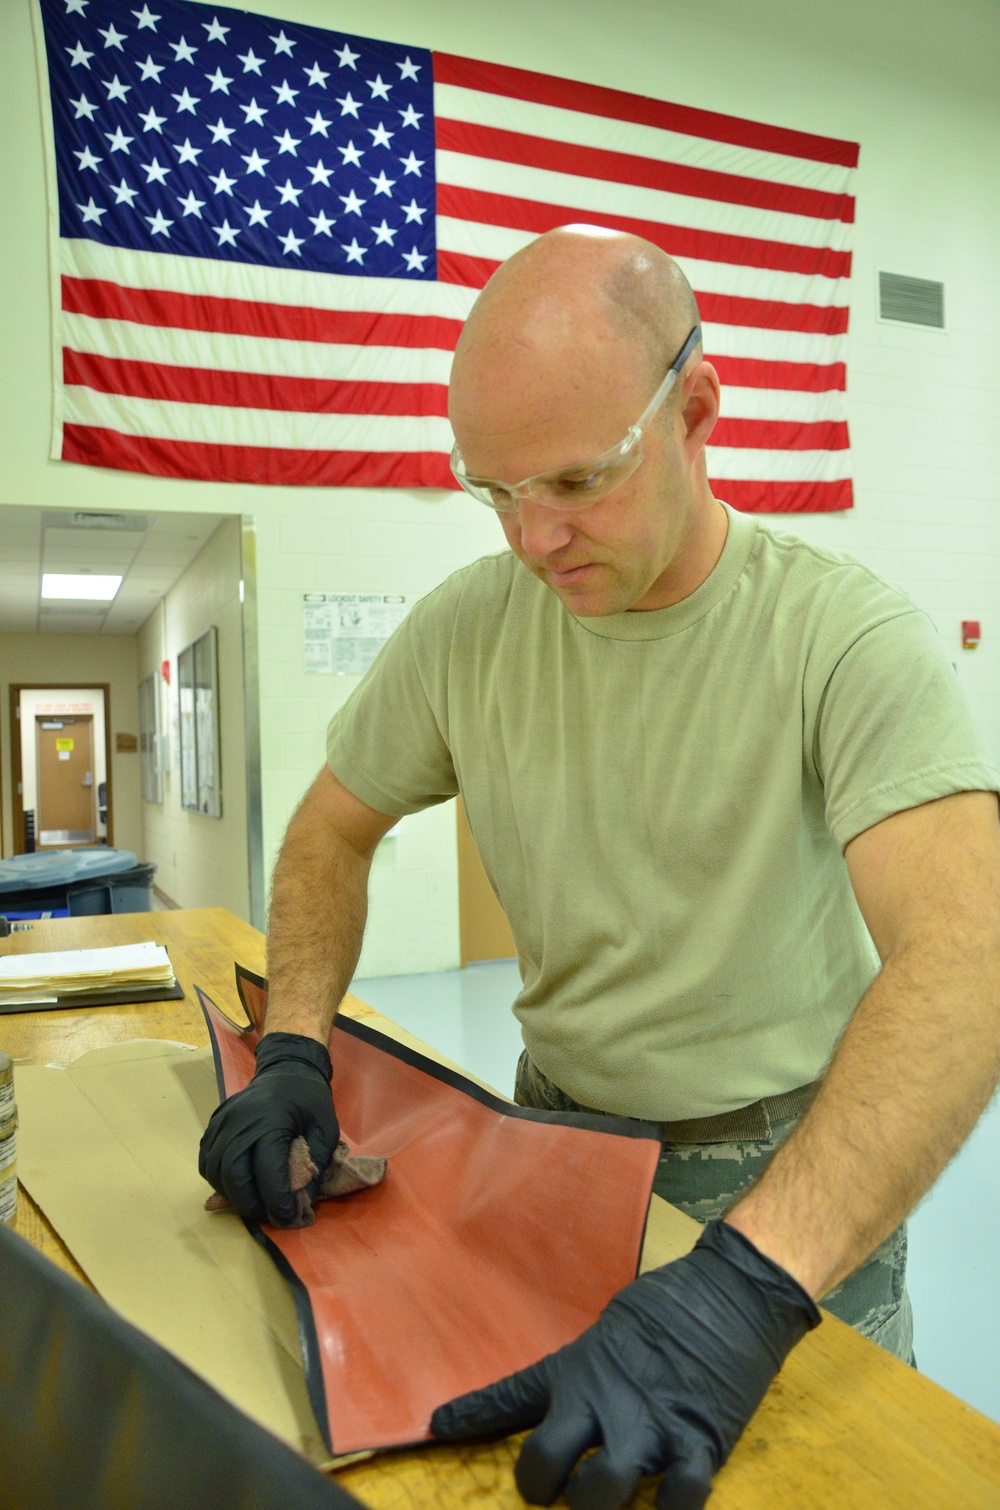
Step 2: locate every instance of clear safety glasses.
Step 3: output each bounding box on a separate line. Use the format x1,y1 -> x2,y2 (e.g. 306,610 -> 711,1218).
450,324 -> 702,514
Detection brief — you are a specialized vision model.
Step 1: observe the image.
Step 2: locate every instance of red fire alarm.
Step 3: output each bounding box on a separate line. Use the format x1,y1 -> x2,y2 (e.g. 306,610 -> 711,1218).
962,621 -> 981,650
161,658 -> 171,683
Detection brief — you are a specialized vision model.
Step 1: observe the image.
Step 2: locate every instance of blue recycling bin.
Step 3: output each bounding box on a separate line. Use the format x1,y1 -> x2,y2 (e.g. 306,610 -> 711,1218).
0,849 -> 156,918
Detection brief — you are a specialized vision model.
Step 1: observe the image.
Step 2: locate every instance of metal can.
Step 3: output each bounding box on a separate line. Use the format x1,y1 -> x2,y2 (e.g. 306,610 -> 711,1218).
0,1049 -> 17,1226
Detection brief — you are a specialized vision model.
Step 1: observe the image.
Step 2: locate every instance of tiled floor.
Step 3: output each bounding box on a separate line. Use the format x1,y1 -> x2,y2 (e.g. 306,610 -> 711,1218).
352,959 -> 1000,1426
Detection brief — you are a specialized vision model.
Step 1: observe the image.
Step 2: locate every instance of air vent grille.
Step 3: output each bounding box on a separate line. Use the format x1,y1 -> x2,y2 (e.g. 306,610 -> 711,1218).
879,272 -> 945,328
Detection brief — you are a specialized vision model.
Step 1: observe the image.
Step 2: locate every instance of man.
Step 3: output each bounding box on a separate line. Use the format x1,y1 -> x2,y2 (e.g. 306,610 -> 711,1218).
201,227 -> 1000,1510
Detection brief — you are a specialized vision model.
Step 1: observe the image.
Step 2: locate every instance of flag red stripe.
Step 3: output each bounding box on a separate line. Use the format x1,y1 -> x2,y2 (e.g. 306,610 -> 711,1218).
436,118 -> 855,224
62,276 -> 464,349
63,348 -> 449,417
709,355 -> 846,392
712,478 -> 853,512
437,185 -> 852,279
433,53 -> 860,169
62,424 -> 456,487
711,417 -> 849,450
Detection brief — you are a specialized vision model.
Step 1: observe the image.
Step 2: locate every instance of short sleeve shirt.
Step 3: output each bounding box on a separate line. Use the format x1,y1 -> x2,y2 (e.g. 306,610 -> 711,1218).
327,504 -> 1000,1120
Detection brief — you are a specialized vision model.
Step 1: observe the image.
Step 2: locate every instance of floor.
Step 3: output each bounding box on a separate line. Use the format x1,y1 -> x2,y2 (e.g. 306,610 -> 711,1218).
352,959 -> 1000,1426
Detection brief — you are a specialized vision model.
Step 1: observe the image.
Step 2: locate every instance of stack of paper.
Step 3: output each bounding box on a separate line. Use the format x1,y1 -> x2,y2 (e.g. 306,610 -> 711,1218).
0,943 -> 177,1008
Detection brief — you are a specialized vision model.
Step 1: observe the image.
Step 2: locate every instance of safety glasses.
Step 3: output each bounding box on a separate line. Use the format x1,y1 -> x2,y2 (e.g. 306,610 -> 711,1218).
450,324 -> 702,514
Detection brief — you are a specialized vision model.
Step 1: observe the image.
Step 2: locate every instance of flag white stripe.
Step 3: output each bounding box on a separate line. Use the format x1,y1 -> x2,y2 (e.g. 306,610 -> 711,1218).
64,383 -> 454,452
437,216 -> 849,308
61,238 -> 479,321
437,151 -> 854,254
701,321 -> 845,365
721,387 -> 847,422
706,445 -> 852,482
63,312 -> 455,385
434,84 -> 854,199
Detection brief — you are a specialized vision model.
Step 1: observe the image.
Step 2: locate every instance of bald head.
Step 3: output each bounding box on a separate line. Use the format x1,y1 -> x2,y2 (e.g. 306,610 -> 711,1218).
449,227 -> 701,477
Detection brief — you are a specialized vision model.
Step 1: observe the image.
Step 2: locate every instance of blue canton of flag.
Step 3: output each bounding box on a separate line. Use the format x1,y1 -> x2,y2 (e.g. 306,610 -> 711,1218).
40,0 -> 437,278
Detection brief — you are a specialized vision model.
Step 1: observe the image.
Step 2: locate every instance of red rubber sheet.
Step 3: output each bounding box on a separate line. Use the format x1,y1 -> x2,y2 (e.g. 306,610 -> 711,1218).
197,966 -> 662,1456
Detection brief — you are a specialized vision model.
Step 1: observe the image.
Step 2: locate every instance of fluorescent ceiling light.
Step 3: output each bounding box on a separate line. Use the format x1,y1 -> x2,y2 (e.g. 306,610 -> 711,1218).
41,573 -> 123,601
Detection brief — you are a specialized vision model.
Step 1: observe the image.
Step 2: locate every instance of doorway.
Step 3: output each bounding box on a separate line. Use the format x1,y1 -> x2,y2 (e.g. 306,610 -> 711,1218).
10,685 -> 113,852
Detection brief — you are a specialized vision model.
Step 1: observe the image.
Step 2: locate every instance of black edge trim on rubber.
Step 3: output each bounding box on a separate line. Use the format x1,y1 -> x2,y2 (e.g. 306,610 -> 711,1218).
247,1224 -> 334,1457
195,984 -> 245,1106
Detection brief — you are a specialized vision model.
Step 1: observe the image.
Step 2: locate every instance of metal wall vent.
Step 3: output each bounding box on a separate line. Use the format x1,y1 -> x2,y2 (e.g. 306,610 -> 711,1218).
879,272 -> 945,328
42,510 -> 151,532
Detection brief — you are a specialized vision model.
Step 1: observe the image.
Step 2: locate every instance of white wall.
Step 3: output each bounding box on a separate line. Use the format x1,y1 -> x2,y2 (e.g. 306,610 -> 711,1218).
1,0 -> 998,970
137,518 -> 252,918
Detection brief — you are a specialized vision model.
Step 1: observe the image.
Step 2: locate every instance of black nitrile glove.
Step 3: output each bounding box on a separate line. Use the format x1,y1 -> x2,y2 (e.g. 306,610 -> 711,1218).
198,1032 -> 339,1228
431,1220 -> 820,1510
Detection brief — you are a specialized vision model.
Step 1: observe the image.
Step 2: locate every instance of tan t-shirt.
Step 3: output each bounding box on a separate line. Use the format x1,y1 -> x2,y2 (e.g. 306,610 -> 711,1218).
327,504 -> 1000,1120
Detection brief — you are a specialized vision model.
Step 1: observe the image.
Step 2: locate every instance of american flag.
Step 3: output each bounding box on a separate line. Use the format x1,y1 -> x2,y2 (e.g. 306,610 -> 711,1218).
37,0 -> 859,510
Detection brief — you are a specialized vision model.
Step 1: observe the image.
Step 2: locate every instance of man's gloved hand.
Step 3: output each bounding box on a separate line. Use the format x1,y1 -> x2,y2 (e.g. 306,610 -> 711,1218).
431,1220 -> 820,1510
198,1032 -> 339,1227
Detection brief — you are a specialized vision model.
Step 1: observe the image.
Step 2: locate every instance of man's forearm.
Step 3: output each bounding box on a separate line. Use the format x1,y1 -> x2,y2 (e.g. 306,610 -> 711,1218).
726,932 -> 1000,1300
263,798 -> 371,1046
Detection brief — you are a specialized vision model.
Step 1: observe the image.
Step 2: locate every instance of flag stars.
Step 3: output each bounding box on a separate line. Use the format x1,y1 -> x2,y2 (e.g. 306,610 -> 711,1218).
202,16 -> 230,43
131,5 -> 160,29
104,75 -> 131,101
64,0 -> 88,14
246,199 -> 271,225
70,93 -> 98,120
111,178 -> 139,205
397,56 -> 421,81
402,198 -> 425,223
238,48 -> 264,74
309,209 -> 335,236
335,44 -> 359,69
368,122 -> 393,148
398,104 -> 423,129
303,62 -> 329,88
142,156 -> 170,184
339,188 -> 366,215
367,74 -> 391,100
373,219 -> 396,245
209,167 -> 237,195
137,55 -> 165,82
305,110 -> 331,136
369,170 -> 395,196
276,178 -> 303,205
178,189 -> 205,216
77,197 -> 107,224
241,147 -> 269,175
279,228 -> 305,256
400,151 -> 424,176
270,29 -> 296,55
205,67 -> 233,93
213,219 -> 240,246
341,237 -> 365,265
145,209 -> 173,236
240,98 -> 267,125
207,117 -> 236,144
98,23 -> 127,50
336,92 -> 360,118
104,126 -> 133,153
66,41 -> 93,67
307,158 -> 334,186
169,37 -> 197,63
73,145 -> 102,172
138,105 -> 166,132
272,79 -> 300,106
175,137 -> 202,164
403,246 -> 428,272
172,87 -> 200,114
338,139 -> 363,167
273,129 -> 301,155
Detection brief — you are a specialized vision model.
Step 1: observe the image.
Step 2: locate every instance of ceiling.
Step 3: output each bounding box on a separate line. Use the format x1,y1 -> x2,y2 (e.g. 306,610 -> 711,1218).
0,507 -> 230,634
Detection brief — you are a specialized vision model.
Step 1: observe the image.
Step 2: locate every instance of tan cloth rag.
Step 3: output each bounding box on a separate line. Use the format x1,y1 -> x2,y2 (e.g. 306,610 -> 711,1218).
204,1138 -> 388,1227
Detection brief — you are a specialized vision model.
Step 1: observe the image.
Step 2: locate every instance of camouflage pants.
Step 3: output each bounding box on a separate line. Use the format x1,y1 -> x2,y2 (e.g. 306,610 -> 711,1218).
514,1051 -> 915,1365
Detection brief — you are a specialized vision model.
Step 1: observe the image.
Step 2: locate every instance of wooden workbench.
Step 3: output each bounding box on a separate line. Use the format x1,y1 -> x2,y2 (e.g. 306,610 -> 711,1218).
3,907 -> 999,1507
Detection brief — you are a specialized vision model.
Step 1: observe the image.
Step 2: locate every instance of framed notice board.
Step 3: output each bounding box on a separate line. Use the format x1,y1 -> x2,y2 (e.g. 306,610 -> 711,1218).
177,627 -> 222,818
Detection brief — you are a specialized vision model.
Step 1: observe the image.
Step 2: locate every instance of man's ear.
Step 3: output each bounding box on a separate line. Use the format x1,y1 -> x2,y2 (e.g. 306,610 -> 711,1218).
680,361 -> 721,462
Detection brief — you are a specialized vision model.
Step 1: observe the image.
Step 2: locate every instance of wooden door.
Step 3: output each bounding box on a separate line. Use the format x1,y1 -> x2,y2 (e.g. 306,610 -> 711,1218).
36,716 -> 96,846
456,798 -> 517,966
